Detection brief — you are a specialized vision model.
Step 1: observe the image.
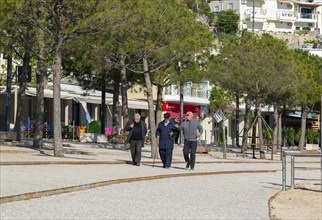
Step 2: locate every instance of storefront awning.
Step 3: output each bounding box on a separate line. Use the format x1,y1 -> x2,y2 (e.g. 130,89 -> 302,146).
293,2 -> 322,7
1,85 -> 149,110
25,87 -> 73,99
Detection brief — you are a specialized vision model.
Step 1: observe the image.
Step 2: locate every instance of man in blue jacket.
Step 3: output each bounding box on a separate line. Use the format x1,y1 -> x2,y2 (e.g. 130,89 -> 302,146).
177,111 -> 203,170
156,113 -> 177,169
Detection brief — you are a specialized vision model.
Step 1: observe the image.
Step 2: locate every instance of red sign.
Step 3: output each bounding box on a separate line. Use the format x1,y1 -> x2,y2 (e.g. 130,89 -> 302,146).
162,102 -> 200,113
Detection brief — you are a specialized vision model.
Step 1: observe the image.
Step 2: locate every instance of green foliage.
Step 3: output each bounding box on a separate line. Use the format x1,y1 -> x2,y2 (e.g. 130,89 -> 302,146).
285,127 -> 319,145
208,31 -> 300,109
0,76 -> 5,86
198,0 -> 213,22
88,121 -> 101,134
218,128 -> 224,146
286,127 -> 296,146
263,128 -> 273,144
304,39 -> 318,44
209,87 -> 234,111
306,129 -> 319,144
293,50 -> 322,108
295,129 -> 301,145
215,10 -> 239,35
181,0 -> 213,18
296,30 -> 309,35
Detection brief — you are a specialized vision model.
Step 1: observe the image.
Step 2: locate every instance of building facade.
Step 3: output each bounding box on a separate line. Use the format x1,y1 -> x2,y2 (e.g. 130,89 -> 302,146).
209,0 -> 322,34
162,81 -> 214,144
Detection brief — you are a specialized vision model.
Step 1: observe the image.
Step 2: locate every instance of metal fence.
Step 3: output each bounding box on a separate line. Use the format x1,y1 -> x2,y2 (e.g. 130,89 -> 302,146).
282,151 -> 322,191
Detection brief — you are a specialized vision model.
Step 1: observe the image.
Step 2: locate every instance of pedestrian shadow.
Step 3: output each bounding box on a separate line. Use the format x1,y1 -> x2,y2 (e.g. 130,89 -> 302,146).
34,152 -> 97,161
142,164 -> 164,168
143,163 -> 186,170
115,159 -> 134,165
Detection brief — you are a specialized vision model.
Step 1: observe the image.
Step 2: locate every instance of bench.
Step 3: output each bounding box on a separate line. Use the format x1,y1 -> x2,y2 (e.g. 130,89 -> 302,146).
0,131 -> 17,141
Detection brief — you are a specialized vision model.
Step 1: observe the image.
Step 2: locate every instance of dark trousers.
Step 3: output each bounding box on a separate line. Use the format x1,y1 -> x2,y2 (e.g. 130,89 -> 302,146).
183,140 -> 197,169
159,148 -> 173,167
174,132 -> 180,144
130,140 -> 142,164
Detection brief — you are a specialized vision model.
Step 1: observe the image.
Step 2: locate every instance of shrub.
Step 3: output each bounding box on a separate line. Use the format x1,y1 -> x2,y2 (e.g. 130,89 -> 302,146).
263,128 -> 273,144
88,121 -> 101,134
306,129 -> 319,144
286,127 -> 296,146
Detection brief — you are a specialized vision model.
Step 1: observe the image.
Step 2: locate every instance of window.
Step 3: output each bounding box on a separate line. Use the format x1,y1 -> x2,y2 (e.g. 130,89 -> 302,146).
184,82 -> 192,97
214,6 -> 220,12
167,85 -> 178,95
198,81 -> 209,90
228,3 -> 233,10
197,81 -> 210,98
300,8 -> 312,19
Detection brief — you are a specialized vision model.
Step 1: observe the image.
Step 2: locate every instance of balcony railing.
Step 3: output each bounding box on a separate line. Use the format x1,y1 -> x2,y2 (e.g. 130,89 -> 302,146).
166,87 -> 210,99
270,10 -> 318,22
276,10 -> 295,20
244,8 -> 267,19
196,89 -> 210,99
298,12 -> 317,19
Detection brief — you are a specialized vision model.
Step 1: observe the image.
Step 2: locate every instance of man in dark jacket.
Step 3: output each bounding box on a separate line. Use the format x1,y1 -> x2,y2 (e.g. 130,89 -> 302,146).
177,111 -> 203,170
125,113 -> 147,166
156,113 -> 177,169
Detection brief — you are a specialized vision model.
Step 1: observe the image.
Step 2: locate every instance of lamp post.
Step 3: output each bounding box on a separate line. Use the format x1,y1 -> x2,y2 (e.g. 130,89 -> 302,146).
178,61 -> 184,145
180,81 -> 184,144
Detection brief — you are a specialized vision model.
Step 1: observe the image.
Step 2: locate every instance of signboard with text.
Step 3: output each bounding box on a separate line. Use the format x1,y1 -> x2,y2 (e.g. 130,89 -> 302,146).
161,102 -> 200,113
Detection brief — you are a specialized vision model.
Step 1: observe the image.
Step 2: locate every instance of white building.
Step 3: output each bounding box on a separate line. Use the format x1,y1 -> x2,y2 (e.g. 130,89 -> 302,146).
209,0 -> 322,34
163,81 -> 214,144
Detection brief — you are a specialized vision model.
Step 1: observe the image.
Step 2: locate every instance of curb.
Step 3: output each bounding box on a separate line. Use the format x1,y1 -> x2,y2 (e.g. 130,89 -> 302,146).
0,169 -> 277,204
268,190 -> 282,220
1,160 -> 319,166
0,160 -> 281,166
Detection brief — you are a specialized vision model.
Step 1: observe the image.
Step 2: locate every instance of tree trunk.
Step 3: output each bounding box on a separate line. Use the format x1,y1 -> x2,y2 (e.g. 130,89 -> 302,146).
278,111 -> 282,149
101,73 -> 106,134
143,56 -> 157,158
272,104 -> 279,153
52,34 -> 64,157
155,85 -> 163,126
120,55 -> 129,128
298,106 -> 309,150
241,97 -> 251,157
15,50 -> 31,141
257,104 -> 265,159
112,76 -> 120,143
33,30 -> 45,148
235,94 -> 240,148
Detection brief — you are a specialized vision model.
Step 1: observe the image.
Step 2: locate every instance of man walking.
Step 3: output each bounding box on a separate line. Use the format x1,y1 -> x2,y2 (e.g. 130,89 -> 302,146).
177,111 -> 203,170
156,113 -> 177,169
125,113 -> 147,166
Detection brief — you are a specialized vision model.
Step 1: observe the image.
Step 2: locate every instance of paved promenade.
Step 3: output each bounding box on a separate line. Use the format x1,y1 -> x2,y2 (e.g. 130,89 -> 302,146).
0,141 -> 320,219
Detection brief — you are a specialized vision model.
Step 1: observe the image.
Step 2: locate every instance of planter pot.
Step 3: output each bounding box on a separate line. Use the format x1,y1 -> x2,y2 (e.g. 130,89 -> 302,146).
305,143 -> 319,150
80,133 -> 107,143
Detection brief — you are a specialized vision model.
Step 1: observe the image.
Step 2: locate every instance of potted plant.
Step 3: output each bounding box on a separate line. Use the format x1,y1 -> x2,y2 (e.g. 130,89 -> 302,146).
305,129 -> 319,150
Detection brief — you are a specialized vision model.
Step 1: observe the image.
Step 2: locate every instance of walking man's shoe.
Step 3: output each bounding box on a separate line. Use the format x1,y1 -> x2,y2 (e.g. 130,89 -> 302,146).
165,166 -> 170,169
136,163 -> 141,166
132,162 -> 137,165
190,168 -> 194,171
185,163 -> 190,170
